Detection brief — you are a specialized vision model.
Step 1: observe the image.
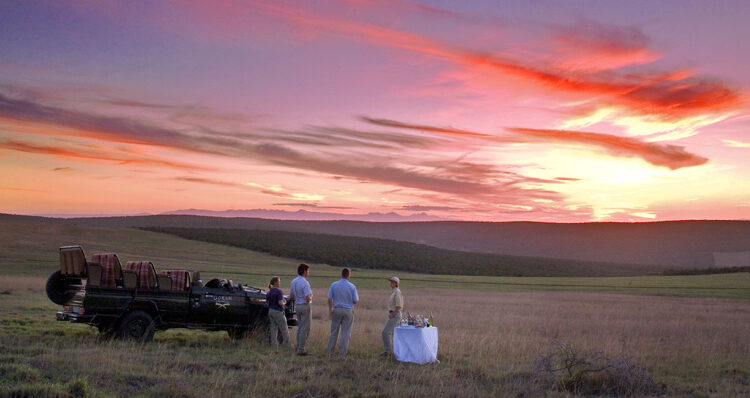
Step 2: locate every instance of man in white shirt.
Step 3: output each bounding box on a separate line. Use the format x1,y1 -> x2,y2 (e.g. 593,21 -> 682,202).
381,276 -> 403,356
289,263 -> 313,356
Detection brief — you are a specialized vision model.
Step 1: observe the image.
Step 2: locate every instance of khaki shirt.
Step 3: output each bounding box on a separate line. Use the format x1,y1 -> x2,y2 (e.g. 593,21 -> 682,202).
388,287 -> 403,312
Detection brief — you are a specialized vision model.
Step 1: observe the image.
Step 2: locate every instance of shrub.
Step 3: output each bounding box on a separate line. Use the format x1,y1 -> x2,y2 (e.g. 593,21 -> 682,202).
533,341 -> 660,397
67,377 -> 90,398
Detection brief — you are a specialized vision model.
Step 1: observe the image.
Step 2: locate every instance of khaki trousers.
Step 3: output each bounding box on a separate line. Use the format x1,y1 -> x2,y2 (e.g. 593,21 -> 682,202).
381,311 -> 401,353
268,309 -> 291,348
295,303 -> 311,353
327,307 -> 353,357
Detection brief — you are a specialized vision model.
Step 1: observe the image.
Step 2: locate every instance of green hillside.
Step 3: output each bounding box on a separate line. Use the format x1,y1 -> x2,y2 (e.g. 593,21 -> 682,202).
143,226 -> 661,277
49,213 -> 750,268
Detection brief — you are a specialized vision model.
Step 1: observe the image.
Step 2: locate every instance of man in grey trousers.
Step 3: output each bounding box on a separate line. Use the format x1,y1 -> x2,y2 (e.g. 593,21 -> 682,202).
289,263 -> 313,356
327,268 -> 359,358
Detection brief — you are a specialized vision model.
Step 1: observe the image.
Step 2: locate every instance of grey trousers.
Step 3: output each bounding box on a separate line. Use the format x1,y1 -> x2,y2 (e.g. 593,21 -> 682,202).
327,307 -> 353,357
295,303 -> 311,353
381,311 -> 401,353
268,309 -> 291,348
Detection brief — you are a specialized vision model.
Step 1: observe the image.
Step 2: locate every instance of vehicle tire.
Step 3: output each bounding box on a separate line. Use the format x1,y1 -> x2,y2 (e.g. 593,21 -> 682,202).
46,271 -> 78,305
117,310 -> 155,342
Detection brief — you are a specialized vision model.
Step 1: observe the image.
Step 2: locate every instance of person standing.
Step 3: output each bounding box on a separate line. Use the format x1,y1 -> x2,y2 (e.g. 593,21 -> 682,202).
381,276 -> 403,356
289,263 -> 313,356
327,268 -> 359,358
266,276 -> 292,349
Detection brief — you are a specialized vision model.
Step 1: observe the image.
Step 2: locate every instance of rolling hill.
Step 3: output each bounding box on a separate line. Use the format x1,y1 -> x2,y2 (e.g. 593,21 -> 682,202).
27,214 -> 750,268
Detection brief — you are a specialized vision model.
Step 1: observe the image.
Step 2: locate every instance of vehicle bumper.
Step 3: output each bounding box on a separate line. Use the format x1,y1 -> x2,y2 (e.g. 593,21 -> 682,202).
56,311 -> 94,323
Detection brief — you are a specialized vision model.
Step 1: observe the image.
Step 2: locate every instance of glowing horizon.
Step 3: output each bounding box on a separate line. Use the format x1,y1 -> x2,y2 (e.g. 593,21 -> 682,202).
2,0 -> 749,221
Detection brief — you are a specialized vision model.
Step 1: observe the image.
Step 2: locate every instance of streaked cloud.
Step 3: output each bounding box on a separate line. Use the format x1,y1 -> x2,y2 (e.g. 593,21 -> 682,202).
0,139 -> 213,171
0,92 -> 196,150
400,205 -> 460,212
173,177 -> 239,187
506,127 -> 708,170
244,2 -> 742,121
362,116 -> 709,170
722,139 -> 750,148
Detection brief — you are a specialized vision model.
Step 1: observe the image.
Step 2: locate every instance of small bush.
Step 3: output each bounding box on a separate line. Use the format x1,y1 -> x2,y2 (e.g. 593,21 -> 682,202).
533,341 -> 660,397
67,377 -> 89,398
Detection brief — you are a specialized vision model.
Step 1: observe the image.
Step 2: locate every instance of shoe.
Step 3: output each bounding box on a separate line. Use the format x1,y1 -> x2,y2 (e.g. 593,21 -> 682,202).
297,350 -> 308,356
379,351 -> 391,357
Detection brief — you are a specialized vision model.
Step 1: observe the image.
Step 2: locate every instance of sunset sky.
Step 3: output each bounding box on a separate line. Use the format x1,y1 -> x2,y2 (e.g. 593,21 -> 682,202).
2,0 -> 749,221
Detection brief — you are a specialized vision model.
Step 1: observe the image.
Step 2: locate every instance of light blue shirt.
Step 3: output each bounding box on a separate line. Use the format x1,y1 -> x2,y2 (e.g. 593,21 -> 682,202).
290,275 -> 312,304
327,278 -> 358,309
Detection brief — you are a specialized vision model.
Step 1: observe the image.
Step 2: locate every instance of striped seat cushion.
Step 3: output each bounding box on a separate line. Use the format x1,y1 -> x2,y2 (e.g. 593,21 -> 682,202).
125,261 -> 157,290
160,269 -> 191,291
91,253 -> 122,287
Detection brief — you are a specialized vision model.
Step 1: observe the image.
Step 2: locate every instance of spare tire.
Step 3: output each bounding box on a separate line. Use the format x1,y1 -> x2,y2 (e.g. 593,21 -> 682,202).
46,270 -> 78,305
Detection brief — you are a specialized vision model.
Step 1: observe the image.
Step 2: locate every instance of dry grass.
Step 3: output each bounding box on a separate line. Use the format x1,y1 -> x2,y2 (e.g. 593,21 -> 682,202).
1,279 -> 749,397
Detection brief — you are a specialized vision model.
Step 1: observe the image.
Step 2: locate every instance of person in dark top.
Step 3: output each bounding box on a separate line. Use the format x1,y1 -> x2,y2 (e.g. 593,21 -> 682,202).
266,276 -> 292,348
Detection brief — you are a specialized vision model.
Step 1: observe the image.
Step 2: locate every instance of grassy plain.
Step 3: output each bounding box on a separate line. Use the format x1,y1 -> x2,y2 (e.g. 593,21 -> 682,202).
1,218 -> 750,396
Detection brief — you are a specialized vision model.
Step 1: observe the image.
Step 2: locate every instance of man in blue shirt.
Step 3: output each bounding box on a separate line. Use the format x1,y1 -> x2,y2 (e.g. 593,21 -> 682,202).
327,268 -> 359,358
289,263 -> 313,356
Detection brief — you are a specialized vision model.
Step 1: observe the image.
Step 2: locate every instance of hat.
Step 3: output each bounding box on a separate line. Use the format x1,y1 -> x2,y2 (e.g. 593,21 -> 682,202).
388,276 -> 400,284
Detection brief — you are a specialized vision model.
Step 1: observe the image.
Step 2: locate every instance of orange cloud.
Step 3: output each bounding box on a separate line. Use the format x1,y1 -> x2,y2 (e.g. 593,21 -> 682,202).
506,127 -> 708,170
245,2 -> 742,121
363,116 -> 708,170
0,139 -> 213,171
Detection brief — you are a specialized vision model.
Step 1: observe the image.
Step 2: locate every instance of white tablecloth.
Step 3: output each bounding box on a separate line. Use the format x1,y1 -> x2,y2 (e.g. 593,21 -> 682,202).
394,326 -> 439,364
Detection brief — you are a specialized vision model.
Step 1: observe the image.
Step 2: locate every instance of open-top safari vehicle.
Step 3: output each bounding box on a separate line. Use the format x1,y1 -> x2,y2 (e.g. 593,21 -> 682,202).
47,245 -> 296,342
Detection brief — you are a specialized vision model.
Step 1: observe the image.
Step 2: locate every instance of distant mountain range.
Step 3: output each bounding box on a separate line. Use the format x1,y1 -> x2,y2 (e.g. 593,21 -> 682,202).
159,208 -> 449,222
7,212 -> 745,268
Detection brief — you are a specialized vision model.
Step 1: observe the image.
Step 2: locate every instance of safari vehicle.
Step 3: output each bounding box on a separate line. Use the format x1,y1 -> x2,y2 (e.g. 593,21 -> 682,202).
47,245 -> 296,342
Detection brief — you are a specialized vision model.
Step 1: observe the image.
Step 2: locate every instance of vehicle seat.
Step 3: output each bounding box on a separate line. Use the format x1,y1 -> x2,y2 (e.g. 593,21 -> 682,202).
122,270 -> 138,289
156,275 -> 172,291
125,261 -> 158,290
160,269 -> 191,291
60,246 -> 87,277
86,263 -> 102,287
91,253 -> 123,287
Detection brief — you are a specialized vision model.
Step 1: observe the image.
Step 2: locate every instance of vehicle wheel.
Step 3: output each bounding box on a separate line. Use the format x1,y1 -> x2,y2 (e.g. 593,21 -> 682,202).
46,271 -> 79,305
117,311 -> 155,342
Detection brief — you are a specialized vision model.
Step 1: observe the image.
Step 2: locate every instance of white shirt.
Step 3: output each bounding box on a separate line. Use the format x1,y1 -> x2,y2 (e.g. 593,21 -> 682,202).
290,275 -> 312,304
